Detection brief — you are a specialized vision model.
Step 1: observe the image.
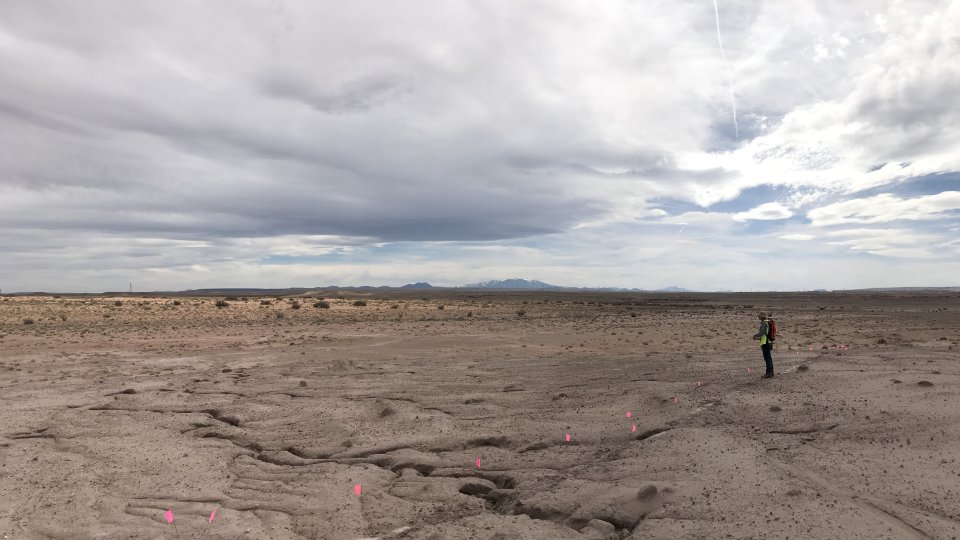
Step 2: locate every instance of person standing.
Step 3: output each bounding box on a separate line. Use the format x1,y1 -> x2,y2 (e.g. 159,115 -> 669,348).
753,311 -> 774,378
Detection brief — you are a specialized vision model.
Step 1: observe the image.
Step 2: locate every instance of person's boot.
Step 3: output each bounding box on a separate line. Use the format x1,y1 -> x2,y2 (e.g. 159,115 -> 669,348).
761,372 -> 774,379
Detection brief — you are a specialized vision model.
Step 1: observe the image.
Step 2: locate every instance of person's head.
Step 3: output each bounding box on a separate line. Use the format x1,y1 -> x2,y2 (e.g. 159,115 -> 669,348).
758,311 -> 767,320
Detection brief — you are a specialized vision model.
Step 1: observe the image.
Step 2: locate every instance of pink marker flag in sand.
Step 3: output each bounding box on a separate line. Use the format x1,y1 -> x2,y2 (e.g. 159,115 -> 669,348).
747,367 -> 753,373
626,411 -> 632,418
565,433 -> 571,442
697,381 -> 702,387
631,424 -> 637,433
164,509 -> 181,539
672,396 -> 678,404
209,508 -> 217,524
475,457 -> 481,469
354,483 -> 362,497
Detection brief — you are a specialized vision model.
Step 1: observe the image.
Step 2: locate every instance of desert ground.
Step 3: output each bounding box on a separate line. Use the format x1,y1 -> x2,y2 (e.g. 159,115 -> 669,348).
0,291 -> 958,539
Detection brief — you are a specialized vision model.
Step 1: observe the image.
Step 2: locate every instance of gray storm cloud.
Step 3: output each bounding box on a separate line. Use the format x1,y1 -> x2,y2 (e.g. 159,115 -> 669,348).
1,0 -> 958,291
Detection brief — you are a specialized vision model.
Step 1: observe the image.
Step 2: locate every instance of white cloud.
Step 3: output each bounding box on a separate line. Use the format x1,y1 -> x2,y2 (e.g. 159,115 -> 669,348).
732,202 -> 794,222
780,234 -> 815,241
824,228 -> 946,258
808,192 -> 960,226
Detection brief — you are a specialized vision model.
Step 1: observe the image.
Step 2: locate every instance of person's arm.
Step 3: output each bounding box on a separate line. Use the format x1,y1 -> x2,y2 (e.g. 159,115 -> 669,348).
752,321 -> 767,340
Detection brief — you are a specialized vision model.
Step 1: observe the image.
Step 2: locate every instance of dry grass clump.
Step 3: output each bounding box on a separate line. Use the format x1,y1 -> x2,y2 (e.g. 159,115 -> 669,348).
215,299 -> 229,308
314,301 -> 330,309
353,300 -> 367,307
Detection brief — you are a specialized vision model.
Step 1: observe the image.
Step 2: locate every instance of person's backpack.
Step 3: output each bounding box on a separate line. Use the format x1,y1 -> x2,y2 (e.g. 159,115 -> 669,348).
767,318 -> 777,342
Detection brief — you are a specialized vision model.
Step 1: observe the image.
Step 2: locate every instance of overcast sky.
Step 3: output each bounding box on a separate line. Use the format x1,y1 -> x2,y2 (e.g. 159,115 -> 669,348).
2,0 -> 959,292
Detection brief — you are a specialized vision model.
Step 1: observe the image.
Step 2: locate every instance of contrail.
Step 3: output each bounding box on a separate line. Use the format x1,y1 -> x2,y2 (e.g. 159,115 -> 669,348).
712,0 -> 739,140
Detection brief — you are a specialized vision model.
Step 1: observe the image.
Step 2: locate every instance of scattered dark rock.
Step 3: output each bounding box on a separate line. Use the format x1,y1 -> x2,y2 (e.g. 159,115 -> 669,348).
299,380 -> 307,387
917,380 -> 934,387
221,368 -> 232,373
770,405 -> 782,412
379,406 -> 397,417
637,485 -> 658,500
786,488 -> 802,496
893,379 -> 902,384
797,365 -> 809,372
502,384 -> 525,392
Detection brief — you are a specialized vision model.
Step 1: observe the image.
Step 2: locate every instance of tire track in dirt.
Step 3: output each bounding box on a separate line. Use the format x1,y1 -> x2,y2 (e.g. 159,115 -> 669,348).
773,461 -> 929,539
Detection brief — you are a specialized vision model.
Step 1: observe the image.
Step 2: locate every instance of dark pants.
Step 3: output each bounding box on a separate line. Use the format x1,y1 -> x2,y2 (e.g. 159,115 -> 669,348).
761,344 -> 774,374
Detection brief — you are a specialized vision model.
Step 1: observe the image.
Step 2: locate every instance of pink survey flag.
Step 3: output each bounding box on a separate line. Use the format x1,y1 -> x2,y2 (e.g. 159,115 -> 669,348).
165,509 -> 174,524
565,433 -> 571,442
354,483 -> 362,496
475,457 -> 481,469
697,381 -> 702,387
626,411 -> 631,418
672,396 -> 678,404
631,424 -> 637,432
747,367 -> 753,373
209,508 -> 217,524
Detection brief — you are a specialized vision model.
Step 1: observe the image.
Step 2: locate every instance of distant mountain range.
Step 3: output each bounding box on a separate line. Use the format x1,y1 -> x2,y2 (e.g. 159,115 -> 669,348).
459,279 -> 691,292
462,279 -> 562,290
139,279 -> 693,295
19,279 -> 957,296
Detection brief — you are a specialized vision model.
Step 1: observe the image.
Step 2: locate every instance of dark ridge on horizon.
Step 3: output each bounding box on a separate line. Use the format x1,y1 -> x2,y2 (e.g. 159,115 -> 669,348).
2,281 -> 959,296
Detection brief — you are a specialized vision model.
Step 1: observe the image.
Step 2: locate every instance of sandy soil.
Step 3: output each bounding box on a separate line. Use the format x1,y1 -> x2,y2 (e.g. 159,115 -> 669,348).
1,291 -> 959,539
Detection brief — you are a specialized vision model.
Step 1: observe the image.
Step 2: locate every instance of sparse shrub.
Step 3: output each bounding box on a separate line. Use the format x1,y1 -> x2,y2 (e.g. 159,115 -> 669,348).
260,300 -> 272,306
467,312 -> 473,317
353,300 -> 367,307
215,299 -> 229,308
276,312 -> 284,319
225,296 -> 239,301
314,301 -> 330,309
172,300 -> 181,306
877,338 -> 887,344
53,295 -> 61,299
23,318 -> 34,325
516,309 -> 526,317
114,300 -> 123,306
437,304 -> 444,310
291,301 -> 301,309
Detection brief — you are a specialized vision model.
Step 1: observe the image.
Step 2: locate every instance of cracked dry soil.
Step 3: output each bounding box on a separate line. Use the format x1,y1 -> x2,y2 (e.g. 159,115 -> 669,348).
1,291 -> 959,539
